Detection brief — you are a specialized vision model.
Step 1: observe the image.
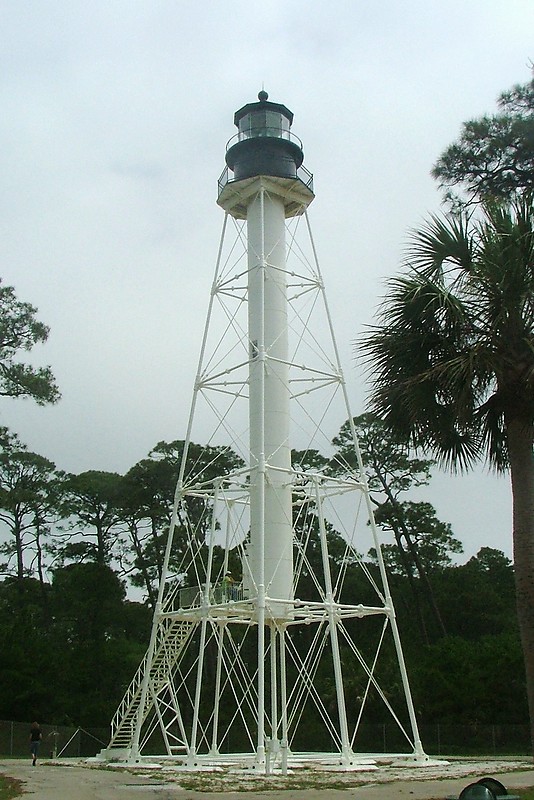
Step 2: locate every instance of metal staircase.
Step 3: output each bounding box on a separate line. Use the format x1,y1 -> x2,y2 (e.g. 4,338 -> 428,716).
105,617 -> 194,753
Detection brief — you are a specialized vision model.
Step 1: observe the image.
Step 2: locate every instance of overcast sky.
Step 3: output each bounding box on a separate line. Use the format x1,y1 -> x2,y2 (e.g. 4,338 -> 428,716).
1,0 -> 532,562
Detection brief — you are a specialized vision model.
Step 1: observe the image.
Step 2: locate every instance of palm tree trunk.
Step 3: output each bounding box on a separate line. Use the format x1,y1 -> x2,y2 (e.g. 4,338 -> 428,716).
507,415 -> 534,759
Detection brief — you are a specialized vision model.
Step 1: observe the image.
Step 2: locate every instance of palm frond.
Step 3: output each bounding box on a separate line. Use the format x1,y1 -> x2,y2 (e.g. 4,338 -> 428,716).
406,212 -> 474,279
358,196 -> 534,473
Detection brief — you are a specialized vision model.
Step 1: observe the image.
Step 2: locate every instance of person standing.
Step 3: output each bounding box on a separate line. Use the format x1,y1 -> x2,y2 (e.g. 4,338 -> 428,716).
222,571 -> 236,601
30,721 -> 42,766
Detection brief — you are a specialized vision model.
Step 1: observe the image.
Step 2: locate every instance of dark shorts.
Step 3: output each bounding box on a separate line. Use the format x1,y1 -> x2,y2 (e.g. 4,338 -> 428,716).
30,741 -> 40,756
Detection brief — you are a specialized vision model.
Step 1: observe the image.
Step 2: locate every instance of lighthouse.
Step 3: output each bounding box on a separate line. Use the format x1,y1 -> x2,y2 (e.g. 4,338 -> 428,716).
100,92 -> 429,773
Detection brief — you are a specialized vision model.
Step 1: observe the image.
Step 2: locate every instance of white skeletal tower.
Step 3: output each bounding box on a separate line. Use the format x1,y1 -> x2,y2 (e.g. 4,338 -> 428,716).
101,91 -> 428,772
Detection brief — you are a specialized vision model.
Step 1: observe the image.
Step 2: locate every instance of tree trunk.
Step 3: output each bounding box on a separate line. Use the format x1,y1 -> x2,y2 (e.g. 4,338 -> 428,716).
96,518 -> 107,566
14,507 -> 25,584
129,519 -> 157,610
377,478 -> 446,639
150,516 -> 164,582
507,415 -> 534,760
33,515 -> 50,623
374,498 -> 430,643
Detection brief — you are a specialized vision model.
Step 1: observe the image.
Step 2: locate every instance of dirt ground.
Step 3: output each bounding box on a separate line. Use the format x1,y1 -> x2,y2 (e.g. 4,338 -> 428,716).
2,756 -> 534,800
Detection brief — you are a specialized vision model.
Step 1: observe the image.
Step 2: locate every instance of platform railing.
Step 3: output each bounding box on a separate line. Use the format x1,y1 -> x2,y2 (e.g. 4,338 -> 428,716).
217,163 -> 314,199
226,128 -> 304,149
179,582 -> 245,608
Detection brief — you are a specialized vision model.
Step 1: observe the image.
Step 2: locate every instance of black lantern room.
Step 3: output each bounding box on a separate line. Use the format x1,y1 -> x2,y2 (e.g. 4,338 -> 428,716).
225,90 -> 305,182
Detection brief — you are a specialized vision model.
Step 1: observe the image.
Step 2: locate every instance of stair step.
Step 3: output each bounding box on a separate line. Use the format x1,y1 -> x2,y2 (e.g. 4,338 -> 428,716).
107,619 -> 194,750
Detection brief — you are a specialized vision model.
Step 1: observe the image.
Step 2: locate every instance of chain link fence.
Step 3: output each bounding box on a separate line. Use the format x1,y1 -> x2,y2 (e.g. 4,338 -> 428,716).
419,723 -> 531,757
0,720 -> 108,759
0,719 -> 530,759
352,723 -> 530,757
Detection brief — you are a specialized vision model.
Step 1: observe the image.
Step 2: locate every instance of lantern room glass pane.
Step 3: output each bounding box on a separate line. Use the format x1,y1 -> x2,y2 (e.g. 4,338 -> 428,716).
265,110 -> 283,137
238,109 -> 290,140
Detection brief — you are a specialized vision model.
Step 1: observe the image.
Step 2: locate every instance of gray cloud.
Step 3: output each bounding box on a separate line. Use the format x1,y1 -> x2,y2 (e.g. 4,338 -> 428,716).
1,0 -> 532,561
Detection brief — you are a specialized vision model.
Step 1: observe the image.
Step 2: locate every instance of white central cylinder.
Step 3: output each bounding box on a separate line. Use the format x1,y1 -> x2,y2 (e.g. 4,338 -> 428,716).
248,187 -> 293,619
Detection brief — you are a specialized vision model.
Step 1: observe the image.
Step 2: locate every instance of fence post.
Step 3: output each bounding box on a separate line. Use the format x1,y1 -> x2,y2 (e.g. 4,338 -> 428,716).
10,721 -> 13,756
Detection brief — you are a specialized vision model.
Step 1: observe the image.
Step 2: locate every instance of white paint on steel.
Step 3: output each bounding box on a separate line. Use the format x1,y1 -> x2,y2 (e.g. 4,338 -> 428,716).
101,145 -> 432,773
247,186 -> 293,620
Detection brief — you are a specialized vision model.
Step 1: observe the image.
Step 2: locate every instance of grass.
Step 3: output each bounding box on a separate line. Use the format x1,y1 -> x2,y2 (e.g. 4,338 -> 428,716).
0,775 -> 23,800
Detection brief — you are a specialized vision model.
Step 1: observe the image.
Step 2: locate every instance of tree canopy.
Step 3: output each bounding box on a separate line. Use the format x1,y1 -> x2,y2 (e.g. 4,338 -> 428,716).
360,199 -> 534,472
359,69 -> 534,752
432,74 -> 534,205
0,428 -> 526,743
0,280 -> 60,406
360,195 -> 534,753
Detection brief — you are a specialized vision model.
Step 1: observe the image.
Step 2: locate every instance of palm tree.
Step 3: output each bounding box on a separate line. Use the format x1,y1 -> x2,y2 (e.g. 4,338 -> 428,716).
359,197 -> 534,753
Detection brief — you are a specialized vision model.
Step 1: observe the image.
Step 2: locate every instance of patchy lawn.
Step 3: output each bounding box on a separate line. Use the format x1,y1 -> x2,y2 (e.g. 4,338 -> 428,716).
0,774 -> 23,800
